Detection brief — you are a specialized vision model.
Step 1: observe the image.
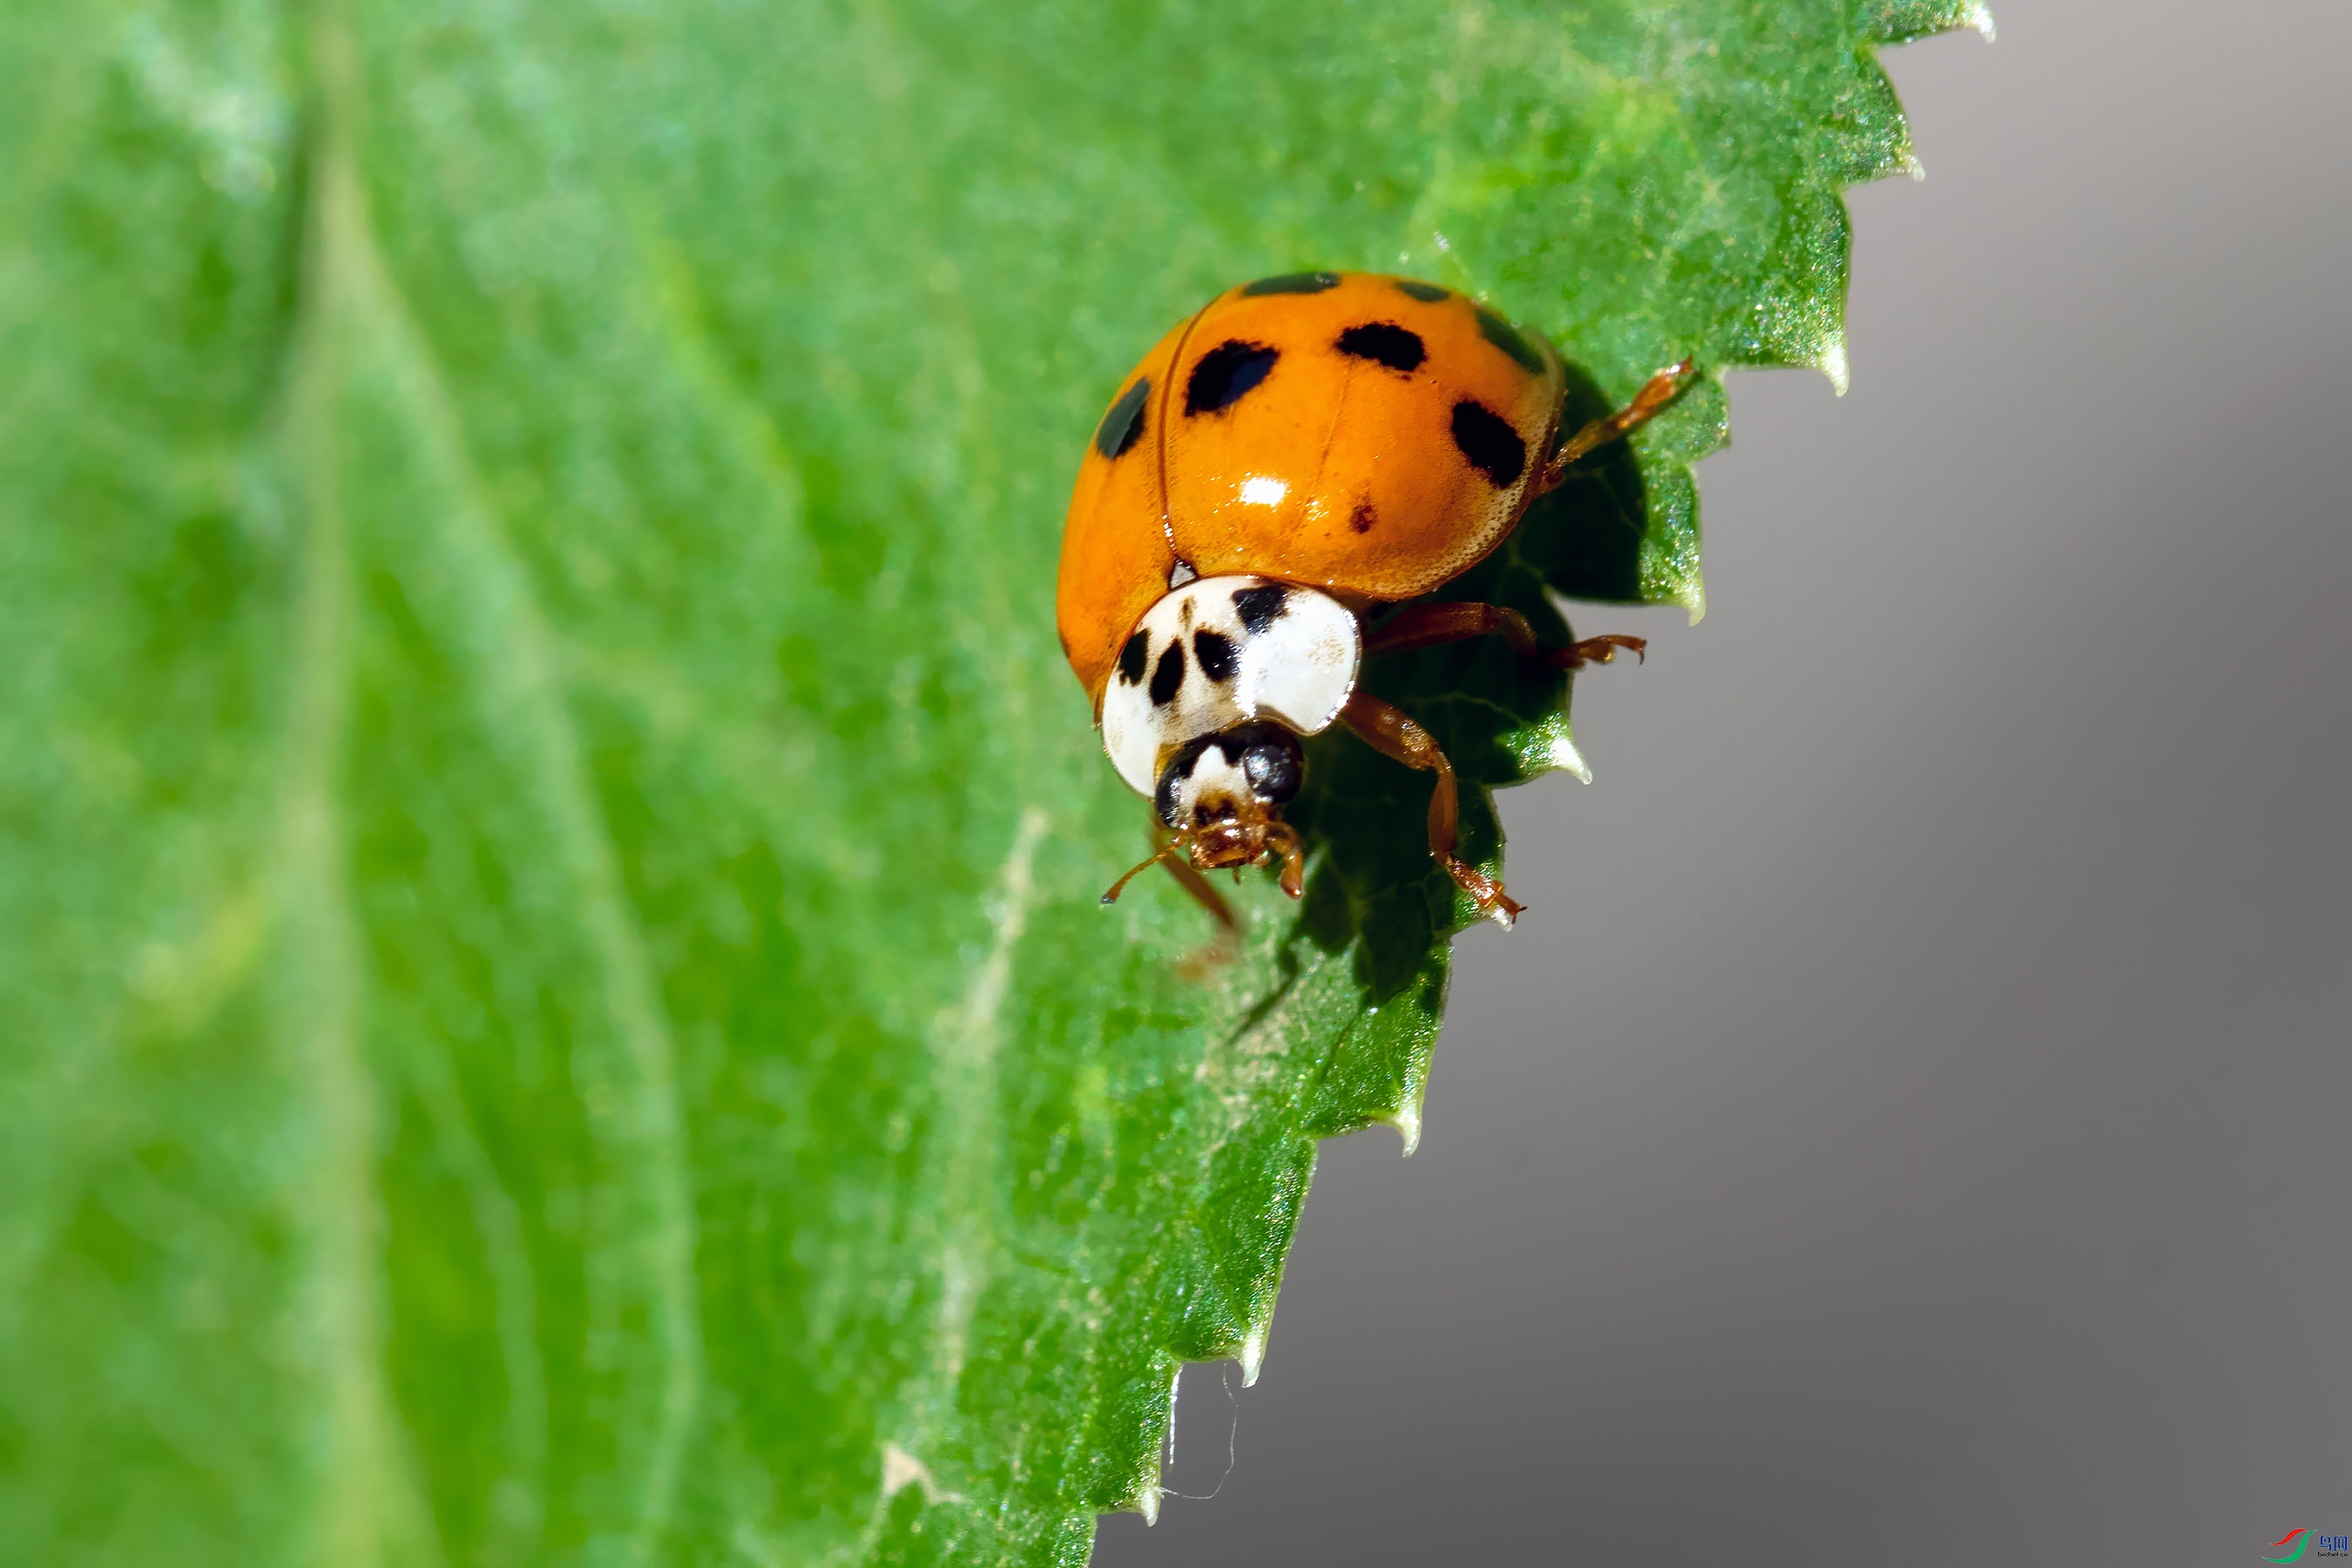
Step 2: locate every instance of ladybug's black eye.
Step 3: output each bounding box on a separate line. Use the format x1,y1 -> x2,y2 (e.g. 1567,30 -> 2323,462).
1242,740 -> 1301,803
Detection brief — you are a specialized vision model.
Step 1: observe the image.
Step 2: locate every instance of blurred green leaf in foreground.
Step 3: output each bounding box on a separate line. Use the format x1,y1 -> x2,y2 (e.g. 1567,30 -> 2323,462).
0,0 -> 1981,1562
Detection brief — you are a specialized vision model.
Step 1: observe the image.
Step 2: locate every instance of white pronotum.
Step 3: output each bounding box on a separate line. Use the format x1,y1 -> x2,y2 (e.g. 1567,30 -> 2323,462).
1098,574 -> 1361,797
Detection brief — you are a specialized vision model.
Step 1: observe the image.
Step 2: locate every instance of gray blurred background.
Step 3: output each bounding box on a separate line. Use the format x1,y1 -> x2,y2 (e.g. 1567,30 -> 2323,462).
1098,1 -> 2352,1563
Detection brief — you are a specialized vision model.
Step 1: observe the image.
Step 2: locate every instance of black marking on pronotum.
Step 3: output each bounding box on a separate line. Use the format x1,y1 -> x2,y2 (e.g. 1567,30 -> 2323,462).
1474,305 -> 1547,375
1349,500 -> 1377,533
1193,628 -> 1238,684
1240,271 -> 1341,296
1231,583 -> 1289,634
1186,340 -> 1281,416
1149,640 -> 1186,706
1335,321 -> 1425,373
1094,377 -> 1151,458
1116,629 -> 1149,686
1394,279 -> 1450,303
1451,400 -> 1526,488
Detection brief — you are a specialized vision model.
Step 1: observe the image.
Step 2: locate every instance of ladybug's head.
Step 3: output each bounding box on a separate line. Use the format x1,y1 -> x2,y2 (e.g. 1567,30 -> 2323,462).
1152,721 -> 1303,835
1096,576 -> 1356,912
1124,720 -> 1308,899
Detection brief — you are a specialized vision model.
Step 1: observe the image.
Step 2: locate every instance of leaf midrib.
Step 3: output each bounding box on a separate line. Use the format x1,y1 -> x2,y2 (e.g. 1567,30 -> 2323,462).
278,6 -> 703,1558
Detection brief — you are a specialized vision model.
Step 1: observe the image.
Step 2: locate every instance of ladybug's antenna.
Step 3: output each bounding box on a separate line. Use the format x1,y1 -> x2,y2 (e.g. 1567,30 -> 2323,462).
1102,836 -> 1186,905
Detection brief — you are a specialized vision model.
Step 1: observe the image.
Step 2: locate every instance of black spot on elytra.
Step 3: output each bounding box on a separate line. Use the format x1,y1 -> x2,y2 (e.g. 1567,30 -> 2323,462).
1116,629 -> 1149,686
1241,271 -> 1340,296
1349,500 -> 1377,533
1149,640 -> 1186,706
1474,305 -> 1547,375
1335,321 -> 1425,373
1094,377 -> 1151,458
1394,279 -> 1450,303
1186,340 -> 1280,416
1231,583 -> 1289,634
1451,400 -> 1526,488
1193,628 -> 1238,683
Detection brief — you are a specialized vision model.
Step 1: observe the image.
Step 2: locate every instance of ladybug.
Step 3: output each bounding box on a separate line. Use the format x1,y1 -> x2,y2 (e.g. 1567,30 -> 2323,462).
1057,271 -> 1689,934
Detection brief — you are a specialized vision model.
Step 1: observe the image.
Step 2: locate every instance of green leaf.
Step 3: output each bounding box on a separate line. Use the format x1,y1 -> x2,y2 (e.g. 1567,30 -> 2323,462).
0,0 -> 1979,1562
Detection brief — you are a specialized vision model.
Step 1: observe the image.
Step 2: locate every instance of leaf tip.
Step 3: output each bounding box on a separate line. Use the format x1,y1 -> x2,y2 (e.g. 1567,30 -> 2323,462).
1968,3 -> 1998,41
1238,1324 -> 1269,1387
1549,731 -> 1594,786
1390,1100 -> 1424,1156
1818,336 -> 1852,397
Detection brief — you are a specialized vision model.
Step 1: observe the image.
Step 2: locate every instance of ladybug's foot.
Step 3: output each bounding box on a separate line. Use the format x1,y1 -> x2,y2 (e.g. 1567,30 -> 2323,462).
1339,689 -> 1524,931
1548,633 -> 1647,670
1442,855 -> 1526,929
1266,821 -> 1307,900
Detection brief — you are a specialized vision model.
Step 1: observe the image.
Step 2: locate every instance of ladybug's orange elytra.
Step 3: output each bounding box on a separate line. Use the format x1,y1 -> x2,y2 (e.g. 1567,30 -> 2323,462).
1058,270 -> 1690,937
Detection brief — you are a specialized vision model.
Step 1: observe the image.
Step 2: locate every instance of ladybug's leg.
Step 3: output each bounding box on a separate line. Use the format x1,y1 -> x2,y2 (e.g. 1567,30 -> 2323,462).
1366,600 -> 1540,658
1264,821 -> 1307,899
1366,600 -> 1646,671
1536,357 -> 1697,491
1161,847 -> 1243,976
1105,822 -> 1242,970
1159,842 -> 1241,939
1338,690 -> 1525,929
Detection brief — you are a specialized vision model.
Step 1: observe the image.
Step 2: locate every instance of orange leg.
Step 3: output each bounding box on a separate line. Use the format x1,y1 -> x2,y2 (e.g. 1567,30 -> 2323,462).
1104,818 -> 1292,974
1535,358 -> 1697,494
1158,840 -> 1241,936
1159,846 -> 1242,977
1261,821 -> 1307,900
1105,823 -> 1243,926
1364,600 -> 1646,670
1338,690 -> 1524,928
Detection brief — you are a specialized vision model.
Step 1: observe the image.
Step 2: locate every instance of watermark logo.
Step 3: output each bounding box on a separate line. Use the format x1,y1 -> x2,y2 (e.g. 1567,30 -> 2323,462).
2268,1529 -> 2352,1563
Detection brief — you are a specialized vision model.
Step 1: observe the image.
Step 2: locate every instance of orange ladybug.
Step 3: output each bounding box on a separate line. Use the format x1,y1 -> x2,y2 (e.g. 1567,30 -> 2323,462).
1058,270 -> 1689,931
